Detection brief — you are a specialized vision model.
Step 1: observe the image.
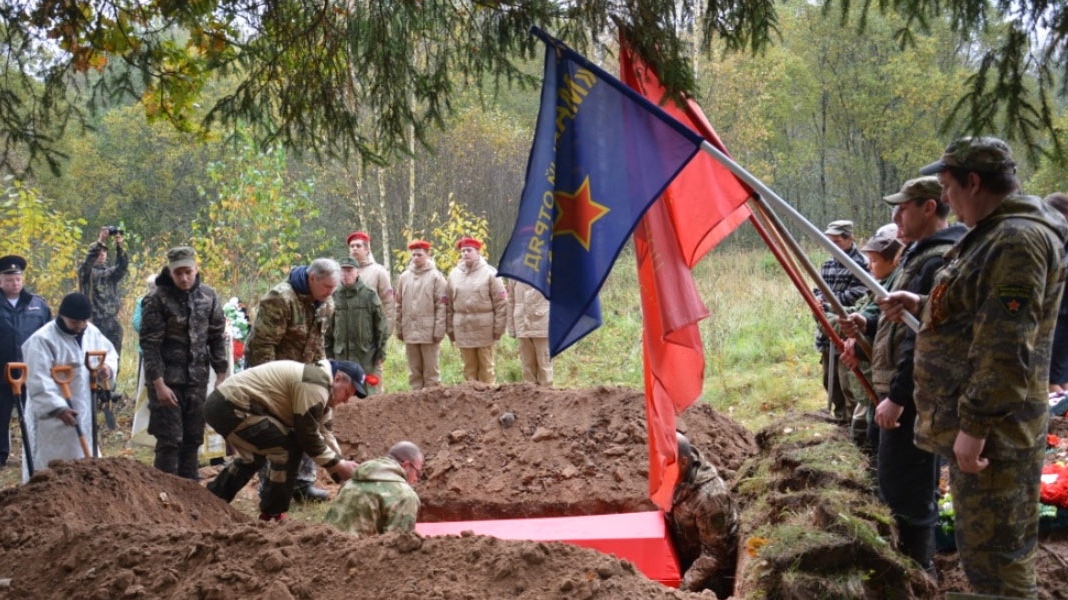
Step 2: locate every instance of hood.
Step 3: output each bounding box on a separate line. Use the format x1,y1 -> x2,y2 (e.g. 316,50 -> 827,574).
356,253 -> 378,269
975,194 -> 1068,246
406,256 -> 438,274
458,255 -> 487,274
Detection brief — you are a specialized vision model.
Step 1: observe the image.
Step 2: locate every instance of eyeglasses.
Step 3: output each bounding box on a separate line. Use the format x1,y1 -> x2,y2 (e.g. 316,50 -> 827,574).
404,461 -> 423,481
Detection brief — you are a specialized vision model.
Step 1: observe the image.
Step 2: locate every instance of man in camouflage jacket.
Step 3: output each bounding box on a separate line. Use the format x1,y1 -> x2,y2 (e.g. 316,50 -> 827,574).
881,137 -> 1068,598
324,441 -> 422,537
77,226 -> 129,365
245,257 -> 339,501
668,433 -> 738,596
140,247 -> 229,480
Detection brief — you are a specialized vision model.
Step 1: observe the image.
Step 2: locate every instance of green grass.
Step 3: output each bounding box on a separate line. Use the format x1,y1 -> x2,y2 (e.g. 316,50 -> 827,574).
375,247 -> 823,427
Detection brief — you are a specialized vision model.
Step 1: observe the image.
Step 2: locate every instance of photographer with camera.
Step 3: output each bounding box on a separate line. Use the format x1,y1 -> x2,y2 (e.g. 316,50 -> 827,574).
78,226 -> 129,375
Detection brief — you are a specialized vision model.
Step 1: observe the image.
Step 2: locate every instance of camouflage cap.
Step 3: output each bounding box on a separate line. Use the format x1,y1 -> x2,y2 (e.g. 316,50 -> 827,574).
166,246 -> 197,271
338,256 -> 358,268
918,136 -> 1016,176
883,176 -> 943,205
824,220 -> 854,236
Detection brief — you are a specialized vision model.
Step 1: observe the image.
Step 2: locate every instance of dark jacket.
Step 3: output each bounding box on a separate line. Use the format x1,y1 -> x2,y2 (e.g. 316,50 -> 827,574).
0,290 -> 51,365
77,241 -> 128,323
140,268 -> 228,386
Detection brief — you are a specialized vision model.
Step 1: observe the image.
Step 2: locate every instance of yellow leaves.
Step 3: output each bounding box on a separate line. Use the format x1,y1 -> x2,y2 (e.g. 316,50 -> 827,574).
745,536 -> 768,557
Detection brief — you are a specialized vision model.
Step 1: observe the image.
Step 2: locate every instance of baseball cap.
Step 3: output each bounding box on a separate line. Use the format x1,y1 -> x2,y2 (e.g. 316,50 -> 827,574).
861,227 -> 903,255
330,360 -> 368,398
166,246 -> 197,271
918,136 -> 1016,176
824,220 -> 854,236
883,177 -> 943,205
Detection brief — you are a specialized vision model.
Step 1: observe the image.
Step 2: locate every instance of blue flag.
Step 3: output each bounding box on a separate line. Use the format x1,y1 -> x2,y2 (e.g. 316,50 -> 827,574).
497,28 -> 704,356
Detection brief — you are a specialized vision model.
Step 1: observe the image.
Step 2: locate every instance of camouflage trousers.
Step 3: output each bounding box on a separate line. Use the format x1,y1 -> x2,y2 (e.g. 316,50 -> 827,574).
949,454 -> 1042,599
203,391 -> 301,516
147,383 -> 207,481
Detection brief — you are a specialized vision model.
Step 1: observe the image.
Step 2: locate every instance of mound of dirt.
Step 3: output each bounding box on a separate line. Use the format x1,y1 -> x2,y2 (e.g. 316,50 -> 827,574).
6,383 -> 1068,599
331,382 -> 757,522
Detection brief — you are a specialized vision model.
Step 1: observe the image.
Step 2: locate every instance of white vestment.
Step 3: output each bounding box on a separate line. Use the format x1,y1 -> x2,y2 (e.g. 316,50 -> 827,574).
20,320 -> 116,483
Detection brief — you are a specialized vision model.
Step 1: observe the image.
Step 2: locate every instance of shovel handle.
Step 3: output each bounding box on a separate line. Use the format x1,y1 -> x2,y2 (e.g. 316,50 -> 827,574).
50,365 -> 74,399
5,362 -> 27,395
84,350 -> 108,391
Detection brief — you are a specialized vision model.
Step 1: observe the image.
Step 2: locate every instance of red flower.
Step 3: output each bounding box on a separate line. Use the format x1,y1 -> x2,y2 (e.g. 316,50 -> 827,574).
1049,434 -> 1060,448
233,340 -> 245,361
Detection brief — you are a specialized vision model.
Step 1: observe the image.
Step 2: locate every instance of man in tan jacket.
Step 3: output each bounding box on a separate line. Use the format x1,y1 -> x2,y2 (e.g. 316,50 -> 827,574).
395,240 -> 448,390
506,279 -> 552,386
446,237 -> 507,383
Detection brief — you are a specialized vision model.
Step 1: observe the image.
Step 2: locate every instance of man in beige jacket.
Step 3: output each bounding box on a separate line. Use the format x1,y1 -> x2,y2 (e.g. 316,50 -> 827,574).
506,279 -> 552,385
446,237 -> 507,383
395,240 -> 448,390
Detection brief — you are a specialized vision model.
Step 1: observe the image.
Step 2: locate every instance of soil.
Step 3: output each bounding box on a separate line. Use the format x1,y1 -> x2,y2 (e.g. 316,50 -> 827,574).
0,382 -> 1066,599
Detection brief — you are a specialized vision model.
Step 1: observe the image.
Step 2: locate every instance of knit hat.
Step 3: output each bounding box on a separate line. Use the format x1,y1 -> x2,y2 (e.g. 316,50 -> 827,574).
59,292 -> 93,320
330,360 -> 368,398
346,231 -> 370,245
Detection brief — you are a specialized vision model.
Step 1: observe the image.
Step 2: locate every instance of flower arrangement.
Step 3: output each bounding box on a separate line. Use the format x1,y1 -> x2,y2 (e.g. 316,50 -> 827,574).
223,297 -> 250,369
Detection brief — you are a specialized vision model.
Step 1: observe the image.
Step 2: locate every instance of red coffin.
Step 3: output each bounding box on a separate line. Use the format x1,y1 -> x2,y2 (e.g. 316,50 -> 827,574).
416,510 -> 681,587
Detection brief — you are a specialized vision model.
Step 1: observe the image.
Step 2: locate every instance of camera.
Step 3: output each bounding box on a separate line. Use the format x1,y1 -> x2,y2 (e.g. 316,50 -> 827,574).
106,226 -> 123,236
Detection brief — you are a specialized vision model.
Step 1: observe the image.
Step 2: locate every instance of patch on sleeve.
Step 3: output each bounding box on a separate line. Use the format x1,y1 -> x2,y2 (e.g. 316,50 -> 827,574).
301,363 -> 332,390
996,284 -> 1031,316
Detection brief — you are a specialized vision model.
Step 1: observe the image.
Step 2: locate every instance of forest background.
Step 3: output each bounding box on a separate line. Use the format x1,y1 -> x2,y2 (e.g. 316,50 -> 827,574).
2,3 -> 1067,415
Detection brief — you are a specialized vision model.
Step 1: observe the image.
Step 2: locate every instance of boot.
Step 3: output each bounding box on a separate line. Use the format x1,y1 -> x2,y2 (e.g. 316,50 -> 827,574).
207,459 -> 261,502
292,481 -> 329,502
898,523 -> 937,581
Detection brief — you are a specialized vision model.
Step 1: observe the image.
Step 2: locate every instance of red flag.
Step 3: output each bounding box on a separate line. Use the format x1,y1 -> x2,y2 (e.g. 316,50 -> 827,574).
621,43 -> 754,510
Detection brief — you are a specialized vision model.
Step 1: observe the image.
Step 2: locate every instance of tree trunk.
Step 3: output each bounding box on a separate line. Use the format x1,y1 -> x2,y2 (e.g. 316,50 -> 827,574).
376,166 -> 391,273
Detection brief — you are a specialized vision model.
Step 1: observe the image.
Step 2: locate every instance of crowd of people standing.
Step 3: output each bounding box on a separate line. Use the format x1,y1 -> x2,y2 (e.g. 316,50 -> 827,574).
822,136 -> 1066,600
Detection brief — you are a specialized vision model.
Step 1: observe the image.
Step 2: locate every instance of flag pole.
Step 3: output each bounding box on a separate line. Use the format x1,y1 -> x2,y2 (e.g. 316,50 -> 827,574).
698,141 -> 920,333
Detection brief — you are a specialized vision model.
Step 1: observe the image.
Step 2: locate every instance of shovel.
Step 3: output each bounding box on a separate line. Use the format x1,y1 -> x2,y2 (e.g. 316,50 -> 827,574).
50,365 -> 92,459
85,350 -> 117,431
5,362 -> 33,477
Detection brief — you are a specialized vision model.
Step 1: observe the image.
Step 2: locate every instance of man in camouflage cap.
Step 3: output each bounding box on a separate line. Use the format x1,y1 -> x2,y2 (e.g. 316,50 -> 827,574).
880,136 -> 1067,597
323,440 -> 422,537
859,176 -> 965,577
140,246 -> 229,480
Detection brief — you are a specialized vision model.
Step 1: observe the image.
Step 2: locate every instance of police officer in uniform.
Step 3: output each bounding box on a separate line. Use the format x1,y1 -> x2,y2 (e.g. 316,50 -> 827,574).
0,255 -> 51,467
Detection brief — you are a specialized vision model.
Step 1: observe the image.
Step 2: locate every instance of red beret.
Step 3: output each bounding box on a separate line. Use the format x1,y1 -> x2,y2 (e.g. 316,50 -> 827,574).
456,236 -> 482,250
346,231 -> 370,245
407,240 -> 431,251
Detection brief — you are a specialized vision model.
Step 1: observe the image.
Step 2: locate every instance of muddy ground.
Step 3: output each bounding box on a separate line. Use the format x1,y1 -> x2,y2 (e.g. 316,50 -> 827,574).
0,382 -> 1066,598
